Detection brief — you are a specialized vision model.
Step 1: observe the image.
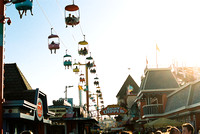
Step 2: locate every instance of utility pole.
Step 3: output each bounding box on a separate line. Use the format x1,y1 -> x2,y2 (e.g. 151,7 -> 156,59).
0,0 -> 5,133
77,63 -> 90,115
91,93 -> 100,121
96,94 -> 99,121
64,85 -> 73,100
85,65 -> 89,114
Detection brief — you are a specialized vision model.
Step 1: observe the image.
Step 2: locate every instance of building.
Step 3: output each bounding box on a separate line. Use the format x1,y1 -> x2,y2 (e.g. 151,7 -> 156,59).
133,67 -> 200,133
164,80 -> 200,132
48,98 -> 99,134
3,63 -> 54,134
136,68 -> 180,120
115,75 -> 140,131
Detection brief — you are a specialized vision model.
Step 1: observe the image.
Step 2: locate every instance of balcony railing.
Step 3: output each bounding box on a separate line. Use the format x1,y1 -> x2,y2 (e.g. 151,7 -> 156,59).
142,104 -> 163,115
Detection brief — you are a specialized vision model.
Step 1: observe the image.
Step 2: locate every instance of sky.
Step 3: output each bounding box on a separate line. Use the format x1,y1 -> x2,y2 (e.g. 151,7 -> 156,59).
4,0 -> 200,109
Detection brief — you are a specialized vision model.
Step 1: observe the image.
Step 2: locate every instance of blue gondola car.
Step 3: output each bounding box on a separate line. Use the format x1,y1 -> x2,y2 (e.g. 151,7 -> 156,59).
15,0 -> 33,19
63,50 -> 72,69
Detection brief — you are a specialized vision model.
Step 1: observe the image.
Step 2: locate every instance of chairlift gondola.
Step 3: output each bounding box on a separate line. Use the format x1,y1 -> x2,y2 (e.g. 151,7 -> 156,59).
73,60 -> 79,73
64,0 -> 80,28
90,64 -> 96,74
12,0 -> 25,4
63,50 -> 72,69
15,0 -> 33,19
80,77 -> 85,83
78,35 -> 88,56
48,28 -> 60,54
86,53 -> 94,69
94,81 -> 99,86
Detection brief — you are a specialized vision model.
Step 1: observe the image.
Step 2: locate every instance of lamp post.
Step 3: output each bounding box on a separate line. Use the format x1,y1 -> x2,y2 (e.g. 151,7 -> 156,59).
1,0 -> 25,133
64,85 -> 73,100
0,1 -> 4,132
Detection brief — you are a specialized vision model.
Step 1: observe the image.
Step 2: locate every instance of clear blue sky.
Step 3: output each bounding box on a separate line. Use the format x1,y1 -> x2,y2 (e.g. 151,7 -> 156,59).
4,0 -> 200,107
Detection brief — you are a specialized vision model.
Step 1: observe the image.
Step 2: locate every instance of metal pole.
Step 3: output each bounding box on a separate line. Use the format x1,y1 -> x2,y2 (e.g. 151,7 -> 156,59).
65,86 -> 67,100
96,94 -> 99,121
79,88 -> 82,106
0,0 -> 4,133
85,66 -> 89,114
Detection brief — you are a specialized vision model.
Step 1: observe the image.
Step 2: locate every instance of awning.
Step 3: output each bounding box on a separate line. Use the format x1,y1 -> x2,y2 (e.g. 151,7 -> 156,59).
144,118 -> 183,128
111,127 -> 125,131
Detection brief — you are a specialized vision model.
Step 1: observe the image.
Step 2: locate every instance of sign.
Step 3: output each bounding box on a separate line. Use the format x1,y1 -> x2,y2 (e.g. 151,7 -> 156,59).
36,98 -> 43,121
100,105 -> 128,115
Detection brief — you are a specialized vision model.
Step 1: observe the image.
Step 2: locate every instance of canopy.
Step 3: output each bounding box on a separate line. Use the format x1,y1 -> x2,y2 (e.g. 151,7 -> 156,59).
79,40 -> 88,45
144,118 -> 182,128
65,5 -> 79,11
48,34 -> 59,39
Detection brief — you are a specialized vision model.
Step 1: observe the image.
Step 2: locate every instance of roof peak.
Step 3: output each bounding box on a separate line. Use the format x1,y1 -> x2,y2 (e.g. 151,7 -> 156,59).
144,67 -> 171,74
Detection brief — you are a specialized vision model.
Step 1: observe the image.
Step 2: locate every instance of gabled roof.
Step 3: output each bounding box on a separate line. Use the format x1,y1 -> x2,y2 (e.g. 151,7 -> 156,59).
4,63 -> 32,93
140,68 -> 179,90
165,85 -> 190,113
3,63 -> 54,120
116,75 -> 139,98
165,80 -> 200,114
5,90 -> 37,104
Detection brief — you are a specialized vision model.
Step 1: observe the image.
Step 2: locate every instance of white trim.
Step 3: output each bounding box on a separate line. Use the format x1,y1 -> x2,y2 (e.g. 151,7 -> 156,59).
186,85 -> 192,106
167,80 -> 200,98
140,88 -> 178,93
144,68 -> 171,74
143,114 -> 163,118
187,102 -> 200,109
167,111 -> 192,118
143,71 -> 149,90
164,106 -> 186,115
143,106 -> 186,118
167,84 -> 190,98
189,79 -> 200,85
143,103 -> 200,118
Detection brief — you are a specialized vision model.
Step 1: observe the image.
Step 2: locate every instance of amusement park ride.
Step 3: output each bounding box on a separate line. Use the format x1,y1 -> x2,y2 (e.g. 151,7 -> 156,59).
0,0 -> 103,133
61,33 -> 104,116
0,0 -> 35,133
15,0 -> 33,18
48,28 -> 60,54
64,0 -> 80,28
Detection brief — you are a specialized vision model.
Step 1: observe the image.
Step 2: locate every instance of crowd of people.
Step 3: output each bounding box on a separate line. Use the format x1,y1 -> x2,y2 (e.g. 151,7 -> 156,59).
144,123 -> 196,134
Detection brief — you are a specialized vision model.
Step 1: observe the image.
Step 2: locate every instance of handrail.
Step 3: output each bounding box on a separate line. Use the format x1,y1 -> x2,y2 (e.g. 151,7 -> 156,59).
142,104 -> 163,109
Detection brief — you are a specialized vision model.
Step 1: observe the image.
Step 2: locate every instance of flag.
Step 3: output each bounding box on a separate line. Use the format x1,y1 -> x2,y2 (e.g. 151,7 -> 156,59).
156,44 -> 160,52
127,85 -> 134,95
78,85 -> 83,90
146,56 -> 148,65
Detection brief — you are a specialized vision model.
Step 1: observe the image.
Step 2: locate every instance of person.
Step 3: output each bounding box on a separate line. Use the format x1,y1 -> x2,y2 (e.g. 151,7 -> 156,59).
182,123 -> 194,134
155,130 -> 162,134
169,127 -> 181,134
20,130 -> 33,134
72,15 -> 79,24
71,15 -> 77,27
65,14 -> 72,27
18,8 -> 33,19
51,41 -> 55,44
79,48 -> 83,55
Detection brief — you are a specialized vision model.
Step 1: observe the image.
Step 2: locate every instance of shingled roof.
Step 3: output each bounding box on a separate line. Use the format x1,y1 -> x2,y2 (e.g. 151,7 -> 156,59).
5,90 -> 37,104
4,63 -> 32,94
116,75 -> 139,99
140,68 -> 179,90
165,80 -> 200,114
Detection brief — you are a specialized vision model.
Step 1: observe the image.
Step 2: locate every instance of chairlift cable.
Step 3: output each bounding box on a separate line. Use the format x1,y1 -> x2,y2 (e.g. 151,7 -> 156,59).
35,0 -> 68,48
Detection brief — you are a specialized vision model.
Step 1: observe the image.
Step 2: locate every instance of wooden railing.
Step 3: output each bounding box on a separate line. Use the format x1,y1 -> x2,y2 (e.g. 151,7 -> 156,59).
143,104 -> 163,115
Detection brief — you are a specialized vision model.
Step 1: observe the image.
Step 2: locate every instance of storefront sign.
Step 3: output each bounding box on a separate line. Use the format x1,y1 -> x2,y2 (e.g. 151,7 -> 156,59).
100,105 -> 127,115
36,98 -> 43,121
